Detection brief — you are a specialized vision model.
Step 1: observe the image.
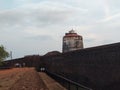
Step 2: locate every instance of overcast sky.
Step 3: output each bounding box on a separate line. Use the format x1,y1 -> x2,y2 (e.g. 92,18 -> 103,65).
0,0 -> 120,59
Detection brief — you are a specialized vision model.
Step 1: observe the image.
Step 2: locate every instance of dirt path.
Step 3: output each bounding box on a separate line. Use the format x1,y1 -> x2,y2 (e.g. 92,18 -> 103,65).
0,68 -> 28,90
0,68 -> 66,90
39,72 -> 67,90
9,68 -> 48,90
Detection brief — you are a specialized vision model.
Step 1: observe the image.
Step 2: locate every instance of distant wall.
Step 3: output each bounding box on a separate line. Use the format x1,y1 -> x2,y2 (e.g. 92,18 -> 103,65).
5,55 -> 41,68
5,42 -> 120,89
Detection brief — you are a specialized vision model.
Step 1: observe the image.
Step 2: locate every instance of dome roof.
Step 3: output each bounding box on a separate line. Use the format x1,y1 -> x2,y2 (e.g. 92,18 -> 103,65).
69,30 -> 75,33
64,30 -> 82,38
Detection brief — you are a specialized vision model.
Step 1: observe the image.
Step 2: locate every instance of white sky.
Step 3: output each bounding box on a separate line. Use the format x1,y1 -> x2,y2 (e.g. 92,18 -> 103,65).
0,0 -> 120,59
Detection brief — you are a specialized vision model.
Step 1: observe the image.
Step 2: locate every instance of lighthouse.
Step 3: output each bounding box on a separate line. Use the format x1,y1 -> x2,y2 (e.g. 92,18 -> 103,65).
62,30 -> 83,53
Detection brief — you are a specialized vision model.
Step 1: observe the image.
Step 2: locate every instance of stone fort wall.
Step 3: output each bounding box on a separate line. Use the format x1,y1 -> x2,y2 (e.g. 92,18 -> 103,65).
5,42 -> 120,89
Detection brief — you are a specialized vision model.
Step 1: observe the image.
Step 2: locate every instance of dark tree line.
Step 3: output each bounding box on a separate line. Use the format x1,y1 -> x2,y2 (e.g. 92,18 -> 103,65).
0,45 -> 9,66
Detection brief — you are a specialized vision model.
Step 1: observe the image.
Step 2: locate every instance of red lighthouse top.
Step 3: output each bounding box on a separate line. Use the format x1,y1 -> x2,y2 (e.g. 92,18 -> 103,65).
64,30 -> 81,38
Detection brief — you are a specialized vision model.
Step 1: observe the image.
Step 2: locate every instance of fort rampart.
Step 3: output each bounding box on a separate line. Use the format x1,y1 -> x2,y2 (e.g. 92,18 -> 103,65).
5,42 -> 120,89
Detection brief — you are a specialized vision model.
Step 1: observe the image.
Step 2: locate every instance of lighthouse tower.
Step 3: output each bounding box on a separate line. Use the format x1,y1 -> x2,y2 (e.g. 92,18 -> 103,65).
62,30 -> 83,53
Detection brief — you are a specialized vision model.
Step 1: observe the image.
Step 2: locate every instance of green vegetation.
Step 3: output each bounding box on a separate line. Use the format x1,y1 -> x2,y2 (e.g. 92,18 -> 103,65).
0,45 -> 9,66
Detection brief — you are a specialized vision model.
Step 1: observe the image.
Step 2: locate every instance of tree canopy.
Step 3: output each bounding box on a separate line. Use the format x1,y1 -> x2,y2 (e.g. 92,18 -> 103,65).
0,45 -> 9,64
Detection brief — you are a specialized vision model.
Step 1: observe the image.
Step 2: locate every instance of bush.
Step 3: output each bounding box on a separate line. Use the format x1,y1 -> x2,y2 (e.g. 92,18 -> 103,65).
0,45 -> 9,66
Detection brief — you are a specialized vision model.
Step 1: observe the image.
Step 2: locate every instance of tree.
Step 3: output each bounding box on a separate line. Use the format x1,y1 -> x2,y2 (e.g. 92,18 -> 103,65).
0,45 -> 9,66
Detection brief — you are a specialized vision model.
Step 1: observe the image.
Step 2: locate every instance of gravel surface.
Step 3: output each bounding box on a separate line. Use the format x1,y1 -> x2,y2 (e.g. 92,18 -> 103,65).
0,68 -> 47,90
0,68 -> 66,90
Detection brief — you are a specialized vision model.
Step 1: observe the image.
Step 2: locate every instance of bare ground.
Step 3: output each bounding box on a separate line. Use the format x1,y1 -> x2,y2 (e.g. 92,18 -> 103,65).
0,68 -> 66,90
